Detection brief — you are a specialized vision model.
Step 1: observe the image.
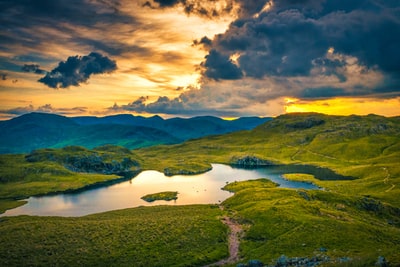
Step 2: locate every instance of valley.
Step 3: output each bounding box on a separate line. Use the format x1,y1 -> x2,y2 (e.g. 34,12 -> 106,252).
0,112 -> 399,266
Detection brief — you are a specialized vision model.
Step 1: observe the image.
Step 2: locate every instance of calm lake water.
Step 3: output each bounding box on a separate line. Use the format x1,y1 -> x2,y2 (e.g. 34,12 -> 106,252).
1,163 -> 345,217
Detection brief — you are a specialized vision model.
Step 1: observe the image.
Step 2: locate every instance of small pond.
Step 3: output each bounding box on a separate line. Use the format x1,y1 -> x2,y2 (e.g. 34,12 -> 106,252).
1,164 -> 351,217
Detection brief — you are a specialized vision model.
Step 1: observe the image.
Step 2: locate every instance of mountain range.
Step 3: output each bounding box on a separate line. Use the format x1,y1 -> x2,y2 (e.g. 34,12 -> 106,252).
0,112 -> 270,154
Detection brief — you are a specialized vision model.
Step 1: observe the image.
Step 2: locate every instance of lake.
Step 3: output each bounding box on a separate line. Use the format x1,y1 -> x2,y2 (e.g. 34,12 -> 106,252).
2,164 -> 349,217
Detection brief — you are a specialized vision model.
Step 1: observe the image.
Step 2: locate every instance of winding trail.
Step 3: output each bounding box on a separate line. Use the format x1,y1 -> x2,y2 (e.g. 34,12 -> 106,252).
204,216 -> 243,267
383,167 -> 396,192
287,145 -> 339,162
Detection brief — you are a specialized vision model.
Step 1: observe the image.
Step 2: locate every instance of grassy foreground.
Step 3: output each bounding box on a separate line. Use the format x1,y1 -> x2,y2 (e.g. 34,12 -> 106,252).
134,113 -> 400,265
222,179 -> 400,266
0,205 -> 227,266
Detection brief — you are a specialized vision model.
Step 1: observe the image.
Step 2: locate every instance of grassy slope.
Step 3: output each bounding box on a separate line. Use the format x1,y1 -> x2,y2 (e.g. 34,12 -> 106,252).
136,113 -> 400,205
0,145 -> 140,212
0,113 -> 399,266
222,180 -> 400,266
133,113 -> 400,265
0,205 -> 227,267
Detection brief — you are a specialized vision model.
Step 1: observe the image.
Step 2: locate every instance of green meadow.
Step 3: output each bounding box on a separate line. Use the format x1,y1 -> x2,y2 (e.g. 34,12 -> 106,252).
0,113 -> 399,266
0,205 -> 227,266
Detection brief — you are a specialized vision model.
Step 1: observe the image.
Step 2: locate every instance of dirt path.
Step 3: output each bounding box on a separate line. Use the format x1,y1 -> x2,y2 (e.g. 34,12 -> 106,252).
383,167 -> 396,192
287,145 -> 338,162
203,216 -> 243,266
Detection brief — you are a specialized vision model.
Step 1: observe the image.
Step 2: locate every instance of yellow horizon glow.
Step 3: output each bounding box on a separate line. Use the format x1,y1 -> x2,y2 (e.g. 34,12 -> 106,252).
284,97 -> 400,117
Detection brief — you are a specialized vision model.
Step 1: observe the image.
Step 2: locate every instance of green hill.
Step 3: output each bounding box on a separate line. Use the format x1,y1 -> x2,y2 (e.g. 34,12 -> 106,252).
0,145 -> 141,205
136,113 -> 400,203
133,112 -> 400,265
0,113 -> 399,266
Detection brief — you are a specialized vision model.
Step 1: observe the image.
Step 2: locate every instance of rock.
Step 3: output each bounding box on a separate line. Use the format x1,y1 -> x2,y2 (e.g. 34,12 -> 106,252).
286,118 -> 325,129
276,255 -> 288,266
339,257 -> 351,263
231,155 -> 274,167
376,256 -> 388,267
271,254 -> 333,267
25,148 -> 139,175
63,155 -> 137,174
247,259 -> 264,267
357,197 -> 384,213
298,190 -> 311,201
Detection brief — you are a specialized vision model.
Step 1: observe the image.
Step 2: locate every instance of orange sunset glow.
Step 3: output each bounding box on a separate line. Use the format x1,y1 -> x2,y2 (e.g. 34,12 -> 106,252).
0,0 -> 399,119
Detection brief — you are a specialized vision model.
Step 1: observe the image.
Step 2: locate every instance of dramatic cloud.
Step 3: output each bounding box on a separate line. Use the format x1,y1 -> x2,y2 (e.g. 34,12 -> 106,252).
110,95 -> 241,117
202,50 -> 243,80
38,52 -> 117,89
1,0 -> 399,118
115,0 -> 400,116
153,0 -> 181,7
143,0 -> 237,18
206,0 -> 400,93
0,0 -> 138,68
193,36 -> 212,49
0,104 -> 88,118
21,64 -> 46,74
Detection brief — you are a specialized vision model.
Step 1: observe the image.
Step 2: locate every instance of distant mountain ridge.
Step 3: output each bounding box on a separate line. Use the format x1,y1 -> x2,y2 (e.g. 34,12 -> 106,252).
70,114 -> 270,139
0,113 -> 271,154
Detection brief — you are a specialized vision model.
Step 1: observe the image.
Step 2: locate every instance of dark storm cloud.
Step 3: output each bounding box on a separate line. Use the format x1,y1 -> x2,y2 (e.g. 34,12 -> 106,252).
110,95 -> 240,117
202,0 -> 400,97
202,49 -> 243,80
143,0 -> 235,18
121,96 -> 148,111
300,87 -> 349,99
193,36 -> 212,49
312,58 -> 347,82
21,64 -> 46,74
0,0 -> 132,27
234,0 -> 269,17
38,52 -> 117,89
112,96 -> 184,114
0,0 -> 138,63
153,0 -> 181,7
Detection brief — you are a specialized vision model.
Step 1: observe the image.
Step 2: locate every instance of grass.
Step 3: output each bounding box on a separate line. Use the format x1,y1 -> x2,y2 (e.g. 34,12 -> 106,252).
223,178 -> 278,193
133,113 -> 400,265
221,180 -> 400,266
141,191 -> 179,202
0,205 -> 227,267
0,199 -> 27,213
0,113 -> 399,266
136,113 -> 400,205
0,146 -> 140,213
282,173 -> 327,188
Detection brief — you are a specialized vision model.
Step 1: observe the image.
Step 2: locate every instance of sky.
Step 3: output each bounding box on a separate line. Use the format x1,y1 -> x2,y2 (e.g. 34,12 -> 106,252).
0,0 -> 399,119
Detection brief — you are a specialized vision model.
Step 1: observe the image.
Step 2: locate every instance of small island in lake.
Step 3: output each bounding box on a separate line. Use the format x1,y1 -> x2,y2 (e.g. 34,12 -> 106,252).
141,191 -> 178,202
